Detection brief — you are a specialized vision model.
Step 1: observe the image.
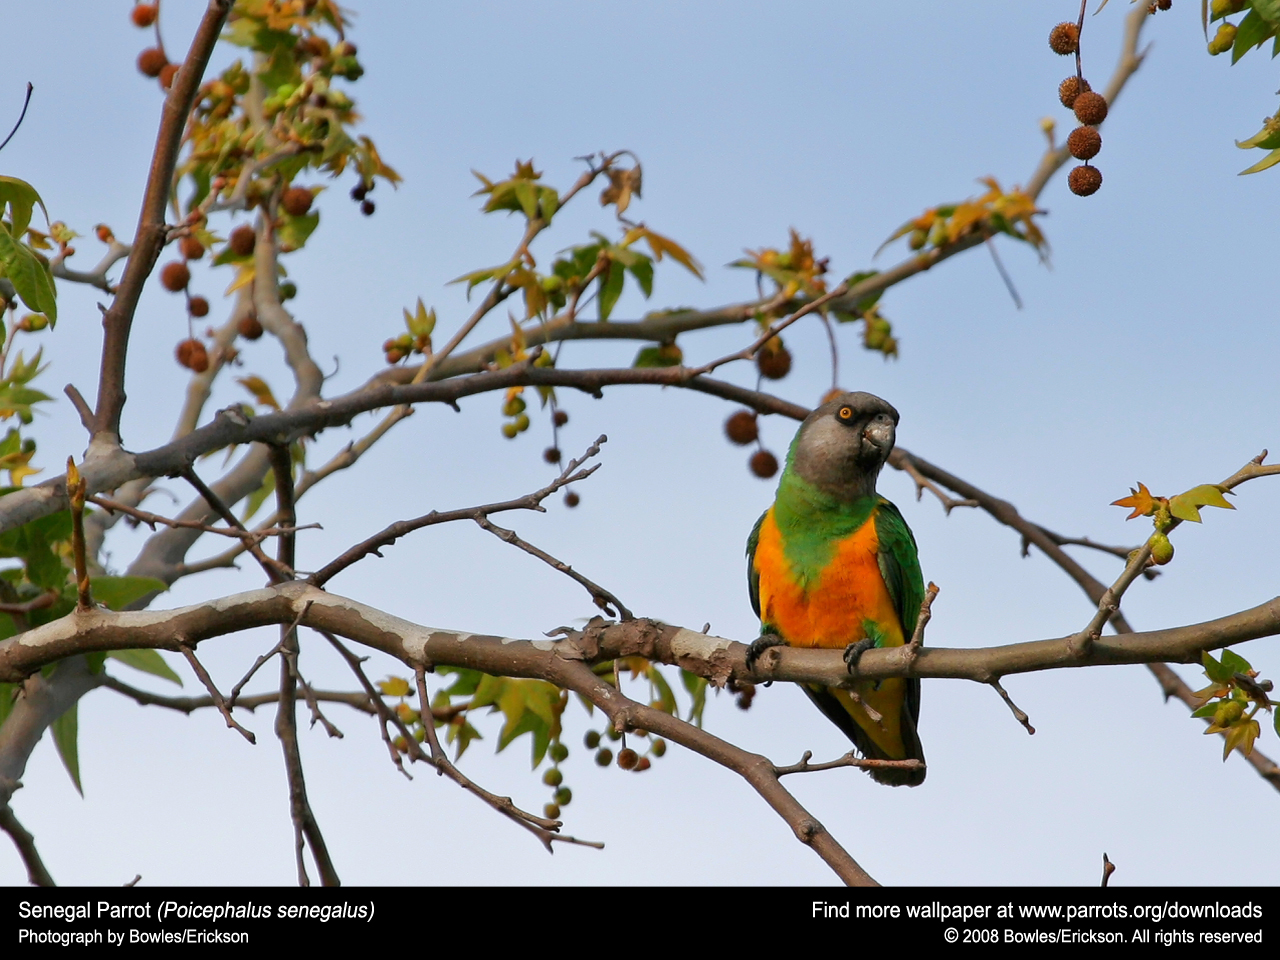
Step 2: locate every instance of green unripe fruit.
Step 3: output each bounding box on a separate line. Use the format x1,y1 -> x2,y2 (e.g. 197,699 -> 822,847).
1209,22 -> 1237,55
503,396 -> 526,417
543,768 -> 563,787
279,281 -> 298,301
543,803 -> 560,819
595,748 -> 613,766
553,787 -> 572,806
501,422 -> 519,439
514,413 -> 530,432
605,726 -> 622,741
1150,533 -> 1174,565
549,742 -> 569,762
584,730 -> 601,749
650,739 -> 667,757
908,229 -> 927,251
1215,700 -> 1244,726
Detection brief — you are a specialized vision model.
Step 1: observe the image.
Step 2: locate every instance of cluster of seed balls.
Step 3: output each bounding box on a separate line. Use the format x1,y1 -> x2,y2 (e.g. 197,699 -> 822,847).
129,4 -> 183,91
719,337 -> 791,479
160,195 -> 309,372
1048,22 -> 1108,197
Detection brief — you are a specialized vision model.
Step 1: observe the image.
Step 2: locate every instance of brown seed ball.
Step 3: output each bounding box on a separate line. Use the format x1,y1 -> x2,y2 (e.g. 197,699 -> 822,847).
137,47 -> 167,78
175,338 -> 209,372
543,447 -> 561,464
617,748 -> 638,771
350,182 -> 368,201
159,63 -> 179,90
238,313 -> 264,340
750,450 -> 779,479
1073,91 -> 1108,126
1049,22 -> 1080,55
160,261 -> 190,292
179,235 -> 205,261
1067,126 -> 1102,160
724,410 -> 758,446
1067,164 -> 1103,197
1057,75 -> 1091,109
1157,0 -> 1171,8
282,186 -> 313,217
229,225 -> 256,257
131,4 -> 158,27
360,199 -> 376,216
564,491 -> 580,508
552,409 -> 568,427
188,296 -> 210,318
756,343 -> 792,380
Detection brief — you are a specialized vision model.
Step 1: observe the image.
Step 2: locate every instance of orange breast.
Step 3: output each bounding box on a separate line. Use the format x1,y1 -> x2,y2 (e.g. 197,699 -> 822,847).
753,507 -> 904,650
753,506 -> 909,757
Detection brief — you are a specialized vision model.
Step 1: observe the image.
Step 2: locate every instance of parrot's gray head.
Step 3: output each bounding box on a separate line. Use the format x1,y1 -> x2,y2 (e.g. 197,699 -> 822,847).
789,392 -> 899,499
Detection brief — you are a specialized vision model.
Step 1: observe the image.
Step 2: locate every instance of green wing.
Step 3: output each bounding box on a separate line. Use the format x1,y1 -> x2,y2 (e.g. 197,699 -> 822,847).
745,509 -> 767,621
874,498 -> 924,642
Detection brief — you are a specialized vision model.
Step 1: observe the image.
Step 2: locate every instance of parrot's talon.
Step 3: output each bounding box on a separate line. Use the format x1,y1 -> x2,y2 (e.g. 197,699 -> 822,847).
745,634 -> 787,674
843,638 -> 875,675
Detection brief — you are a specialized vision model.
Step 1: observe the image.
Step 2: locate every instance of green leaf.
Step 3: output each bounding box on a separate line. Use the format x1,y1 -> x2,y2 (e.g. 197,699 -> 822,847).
90,576 -> 167,612
680,668 -> 708,726
1250,0 -> 1280,27
513,180 -> 539,220
51,701 -> 82,795
1220,648 -> 1253,675
844,270 -> 884,313
107,649 -> 182,686
1235,119 -> 1280,150
1191,702 -> 1219,719
1168,484 -> 1235,523
0,176 -> 47,239
1202,650 -> 1233,684
1232,9 -> 1275,61
598,259 -> 625,322
628,256 -> 654,298
633,343 -> 683,367
648,666 -> 677,715
1239,146 -> 1280,174
0,226 -> 58,323
277,210 -> 319,252
240,469 -> 275,524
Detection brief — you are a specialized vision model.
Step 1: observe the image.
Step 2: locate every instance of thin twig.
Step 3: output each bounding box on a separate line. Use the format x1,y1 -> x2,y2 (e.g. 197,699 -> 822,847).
180,466 -> 291,582
103,674 -> 374,716
474,514 -> 632,620
990,678 -> 1035,735
0,83 -> 33,154
90,494 -> 318,541
774,749 -> 926,778
0,801 -> 54,886
177,643 -> 256,743
309,436 -> 607,588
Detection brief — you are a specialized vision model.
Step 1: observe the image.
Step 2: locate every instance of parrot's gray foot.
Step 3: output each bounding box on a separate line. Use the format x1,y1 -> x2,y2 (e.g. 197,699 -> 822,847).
745,634 -> 787,681
843,638 -> 875,674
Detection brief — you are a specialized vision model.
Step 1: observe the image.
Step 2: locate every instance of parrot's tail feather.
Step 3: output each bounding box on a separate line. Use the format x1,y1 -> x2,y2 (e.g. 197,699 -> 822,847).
803,682 -> 926,787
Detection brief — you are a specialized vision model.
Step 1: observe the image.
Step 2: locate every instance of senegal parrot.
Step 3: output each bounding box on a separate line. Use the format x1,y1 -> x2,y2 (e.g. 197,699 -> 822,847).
745,391 -> 926,786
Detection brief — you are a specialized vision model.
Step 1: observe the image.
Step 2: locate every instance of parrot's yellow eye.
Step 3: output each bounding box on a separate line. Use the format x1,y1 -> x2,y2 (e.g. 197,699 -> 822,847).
838,406 -> 853,420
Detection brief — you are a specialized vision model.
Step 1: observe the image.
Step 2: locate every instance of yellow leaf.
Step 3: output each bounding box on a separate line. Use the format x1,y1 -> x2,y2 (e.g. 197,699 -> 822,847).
378,676 -> 411,697
1222,717 -> 1260,760
235,375 -> 280,410
642,229 -> 704,279
225,263 -> 256,296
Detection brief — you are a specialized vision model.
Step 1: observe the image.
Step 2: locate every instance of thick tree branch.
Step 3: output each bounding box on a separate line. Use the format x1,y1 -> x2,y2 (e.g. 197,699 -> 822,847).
92,0 -> 233,442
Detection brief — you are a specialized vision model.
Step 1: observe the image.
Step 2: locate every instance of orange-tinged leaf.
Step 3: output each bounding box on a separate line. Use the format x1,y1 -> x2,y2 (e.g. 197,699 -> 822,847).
236,375 -> 280,410
642,229 -> 704,280
1112,482 -> 1158,520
